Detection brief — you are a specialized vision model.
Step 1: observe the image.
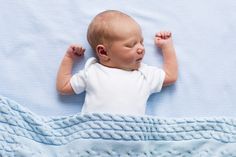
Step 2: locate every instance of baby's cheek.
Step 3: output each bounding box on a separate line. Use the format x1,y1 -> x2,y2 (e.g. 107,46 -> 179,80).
125,56 -> 136,64
120,51 -> 137,64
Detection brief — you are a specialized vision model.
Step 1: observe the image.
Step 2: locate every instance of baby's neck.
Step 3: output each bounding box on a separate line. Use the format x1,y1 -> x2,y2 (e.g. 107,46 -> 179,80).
99,62 -> 135,71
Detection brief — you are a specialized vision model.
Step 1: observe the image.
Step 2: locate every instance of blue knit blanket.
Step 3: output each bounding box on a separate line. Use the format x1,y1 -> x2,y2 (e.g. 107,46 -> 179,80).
1,96 -> 236,157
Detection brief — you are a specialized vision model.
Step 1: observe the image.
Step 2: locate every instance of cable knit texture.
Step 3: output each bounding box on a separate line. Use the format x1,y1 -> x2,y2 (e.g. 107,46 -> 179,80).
1,96 -> 236,157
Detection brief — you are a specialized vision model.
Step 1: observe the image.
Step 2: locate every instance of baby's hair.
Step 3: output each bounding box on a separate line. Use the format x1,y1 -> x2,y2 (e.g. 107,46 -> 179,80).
87,10 -> 132,52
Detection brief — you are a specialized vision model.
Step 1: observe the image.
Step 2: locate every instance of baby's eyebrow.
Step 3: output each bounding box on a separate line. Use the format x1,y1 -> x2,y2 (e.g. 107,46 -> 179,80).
125,38 -> 136,43
124,36 -> 143,44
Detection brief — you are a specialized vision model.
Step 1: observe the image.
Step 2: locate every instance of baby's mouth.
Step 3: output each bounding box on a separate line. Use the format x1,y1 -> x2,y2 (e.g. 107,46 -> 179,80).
136,58 -> 143,62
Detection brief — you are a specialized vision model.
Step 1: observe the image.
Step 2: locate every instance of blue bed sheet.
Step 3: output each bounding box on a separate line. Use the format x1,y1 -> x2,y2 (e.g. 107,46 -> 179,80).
0,0 -> 236,117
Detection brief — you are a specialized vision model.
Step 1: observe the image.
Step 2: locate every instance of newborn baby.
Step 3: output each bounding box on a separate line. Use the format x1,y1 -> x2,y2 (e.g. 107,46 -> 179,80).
56,10 -> 178,115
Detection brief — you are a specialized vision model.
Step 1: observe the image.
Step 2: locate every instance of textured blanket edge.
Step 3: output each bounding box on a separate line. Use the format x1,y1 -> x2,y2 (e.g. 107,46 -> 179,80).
1,95 -> 236,156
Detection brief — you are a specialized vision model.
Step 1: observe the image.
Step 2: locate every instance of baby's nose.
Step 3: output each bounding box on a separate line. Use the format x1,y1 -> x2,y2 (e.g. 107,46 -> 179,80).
137,45 -> 145,54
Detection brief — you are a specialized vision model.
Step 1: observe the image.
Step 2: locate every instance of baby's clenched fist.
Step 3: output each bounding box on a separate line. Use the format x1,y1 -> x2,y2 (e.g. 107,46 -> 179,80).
66,44 -> 85,59
155,31 -> 173,49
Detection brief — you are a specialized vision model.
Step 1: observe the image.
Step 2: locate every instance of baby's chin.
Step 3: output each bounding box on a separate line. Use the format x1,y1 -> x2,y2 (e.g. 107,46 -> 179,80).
123,63 -> 142,71
133,61 -> 142,70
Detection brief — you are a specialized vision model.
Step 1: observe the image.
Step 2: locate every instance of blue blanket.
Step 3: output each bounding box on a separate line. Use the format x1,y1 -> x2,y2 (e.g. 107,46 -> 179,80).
1,96 -> 236,156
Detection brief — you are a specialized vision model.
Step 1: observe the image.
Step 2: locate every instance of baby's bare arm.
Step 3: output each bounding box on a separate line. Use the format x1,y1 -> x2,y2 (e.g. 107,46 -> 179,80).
155,31 -> 178,86
56,44 -> 85,95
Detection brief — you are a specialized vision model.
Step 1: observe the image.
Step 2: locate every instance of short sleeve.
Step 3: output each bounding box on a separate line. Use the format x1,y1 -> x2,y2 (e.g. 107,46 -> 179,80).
70,71 -> 86,94
70,57 -> 97,94
139,64 -> 166,94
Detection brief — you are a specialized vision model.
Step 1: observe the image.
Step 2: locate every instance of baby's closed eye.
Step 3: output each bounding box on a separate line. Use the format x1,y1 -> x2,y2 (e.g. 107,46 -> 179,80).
125,40 -> 143,48
124,41 -> 137,48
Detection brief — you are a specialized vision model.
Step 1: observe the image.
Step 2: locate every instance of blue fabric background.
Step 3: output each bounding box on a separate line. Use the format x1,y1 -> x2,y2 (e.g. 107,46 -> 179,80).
0,0 -> 235,117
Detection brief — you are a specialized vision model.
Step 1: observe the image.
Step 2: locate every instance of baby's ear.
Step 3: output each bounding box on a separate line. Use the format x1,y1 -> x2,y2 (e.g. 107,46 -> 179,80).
96,45 -> 109,61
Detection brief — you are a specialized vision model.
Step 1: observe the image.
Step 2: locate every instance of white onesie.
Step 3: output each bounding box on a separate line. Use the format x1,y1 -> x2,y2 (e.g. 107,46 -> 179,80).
70,57 -> 165,115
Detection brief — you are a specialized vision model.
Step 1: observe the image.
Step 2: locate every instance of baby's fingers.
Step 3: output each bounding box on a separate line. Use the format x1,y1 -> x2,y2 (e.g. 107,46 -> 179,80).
70,44 -> 85,56
165,31 -> 172,38
156,31 -> 172,39
156,32 -> 162,37
75,47 -> 85,56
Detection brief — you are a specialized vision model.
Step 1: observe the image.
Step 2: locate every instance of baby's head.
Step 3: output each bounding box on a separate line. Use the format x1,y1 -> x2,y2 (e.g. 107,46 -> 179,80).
87,10 -> 145,71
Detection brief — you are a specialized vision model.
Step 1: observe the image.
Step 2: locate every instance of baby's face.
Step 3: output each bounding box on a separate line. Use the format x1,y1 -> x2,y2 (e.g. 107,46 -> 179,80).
106,18 -> 145,71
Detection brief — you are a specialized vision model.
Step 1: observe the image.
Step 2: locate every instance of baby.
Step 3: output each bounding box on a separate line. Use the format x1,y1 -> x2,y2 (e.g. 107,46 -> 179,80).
56,10 -> 178,115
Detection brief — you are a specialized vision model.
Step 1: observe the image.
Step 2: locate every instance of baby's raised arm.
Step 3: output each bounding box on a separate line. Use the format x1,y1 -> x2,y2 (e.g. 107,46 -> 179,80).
56,44 -> 85,95
155,31 -> 178,86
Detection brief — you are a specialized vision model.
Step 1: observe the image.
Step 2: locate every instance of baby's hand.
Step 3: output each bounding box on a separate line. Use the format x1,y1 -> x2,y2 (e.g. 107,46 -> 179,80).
66,44 -> 85,59
155,31 -> 173,49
